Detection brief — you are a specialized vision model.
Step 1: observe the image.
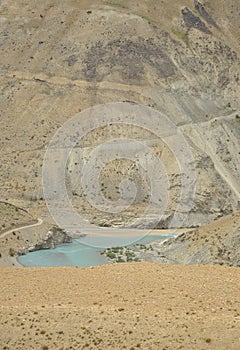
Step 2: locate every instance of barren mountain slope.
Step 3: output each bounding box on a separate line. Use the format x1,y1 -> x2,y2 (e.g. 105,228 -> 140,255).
129,210 -> 240,266
0,202 -> 33,234
0,0 -> 240,229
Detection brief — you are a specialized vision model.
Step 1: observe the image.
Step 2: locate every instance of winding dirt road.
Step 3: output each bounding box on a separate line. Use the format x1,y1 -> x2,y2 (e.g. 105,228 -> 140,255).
0,218 -> 43,239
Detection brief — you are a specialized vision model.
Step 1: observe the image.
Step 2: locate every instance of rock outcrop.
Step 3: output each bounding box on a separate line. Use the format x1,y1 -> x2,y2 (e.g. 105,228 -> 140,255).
17,226 -> 72,255
127,211 -> 240,267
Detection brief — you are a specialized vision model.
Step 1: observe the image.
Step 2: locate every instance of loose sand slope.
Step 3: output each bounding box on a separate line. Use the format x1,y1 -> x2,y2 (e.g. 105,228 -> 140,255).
1,263 -> 240,349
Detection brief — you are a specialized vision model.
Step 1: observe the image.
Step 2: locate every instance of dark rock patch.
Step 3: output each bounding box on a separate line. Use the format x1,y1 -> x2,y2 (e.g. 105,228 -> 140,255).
67,54 -> 78,67
83,37 -> 176,82
194,0 -> 219,29
182,7 -> 211,34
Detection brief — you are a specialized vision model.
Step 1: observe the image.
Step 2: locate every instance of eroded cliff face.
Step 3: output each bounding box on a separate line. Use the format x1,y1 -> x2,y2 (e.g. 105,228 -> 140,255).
17,226 -> 72,256
0,0 -> 239,228
142,211 -> 240,267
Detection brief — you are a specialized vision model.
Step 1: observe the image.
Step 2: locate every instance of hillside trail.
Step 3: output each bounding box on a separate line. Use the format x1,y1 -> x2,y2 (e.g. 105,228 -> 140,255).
2,69 -> 239,200
0,218 -> 43,239
2,69 -> 239,127
2,70 -> 145,94
180,113 -> 240,201
204,139 -> 240,200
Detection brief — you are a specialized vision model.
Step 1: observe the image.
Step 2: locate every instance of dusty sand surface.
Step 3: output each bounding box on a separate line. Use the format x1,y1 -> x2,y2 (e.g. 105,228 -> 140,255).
83,228 -> 191,237
1,263 -> 240,349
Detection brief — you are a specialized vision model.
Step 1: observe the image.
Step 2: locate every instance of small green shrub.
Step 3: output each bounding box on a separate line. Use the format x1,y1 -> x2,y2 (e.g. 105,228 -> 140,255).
138,244 -> 146,250
106,251 -> 116,259
205,338 -> 211,343
9,248 -> 15,257
112,247 -> 122,253
134,258 -> 141,262
173,29 -> 189,46
125,251 -> 135,258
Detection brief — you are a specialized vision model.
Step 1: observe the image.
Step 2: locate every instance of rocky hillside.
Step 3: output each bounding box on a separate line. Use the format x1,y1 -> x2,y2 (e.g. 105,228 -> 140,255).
134,210 -> 240,266
0,0 -> 240,229
0,202 -> 33,233
168,210 -> 240,266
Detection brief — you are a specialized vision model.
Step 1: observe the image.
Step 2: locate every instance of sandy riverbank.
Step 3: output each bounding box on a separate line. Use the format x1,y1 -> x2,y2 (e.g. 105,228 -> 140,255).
71,227 -> 192,238
0,256 -> 22,267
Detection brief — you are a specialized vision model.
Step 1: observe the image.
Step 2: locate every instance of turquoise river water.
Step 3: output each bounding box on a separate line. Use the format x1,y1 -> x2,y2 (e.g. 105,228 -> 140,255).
18,234 -> 176,267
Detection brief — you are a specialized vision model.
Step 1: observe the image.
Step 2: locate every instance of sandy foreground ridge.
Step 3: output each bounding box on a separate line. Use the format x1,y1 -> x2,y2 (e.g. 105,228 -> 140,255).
1,263 -> 240,350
